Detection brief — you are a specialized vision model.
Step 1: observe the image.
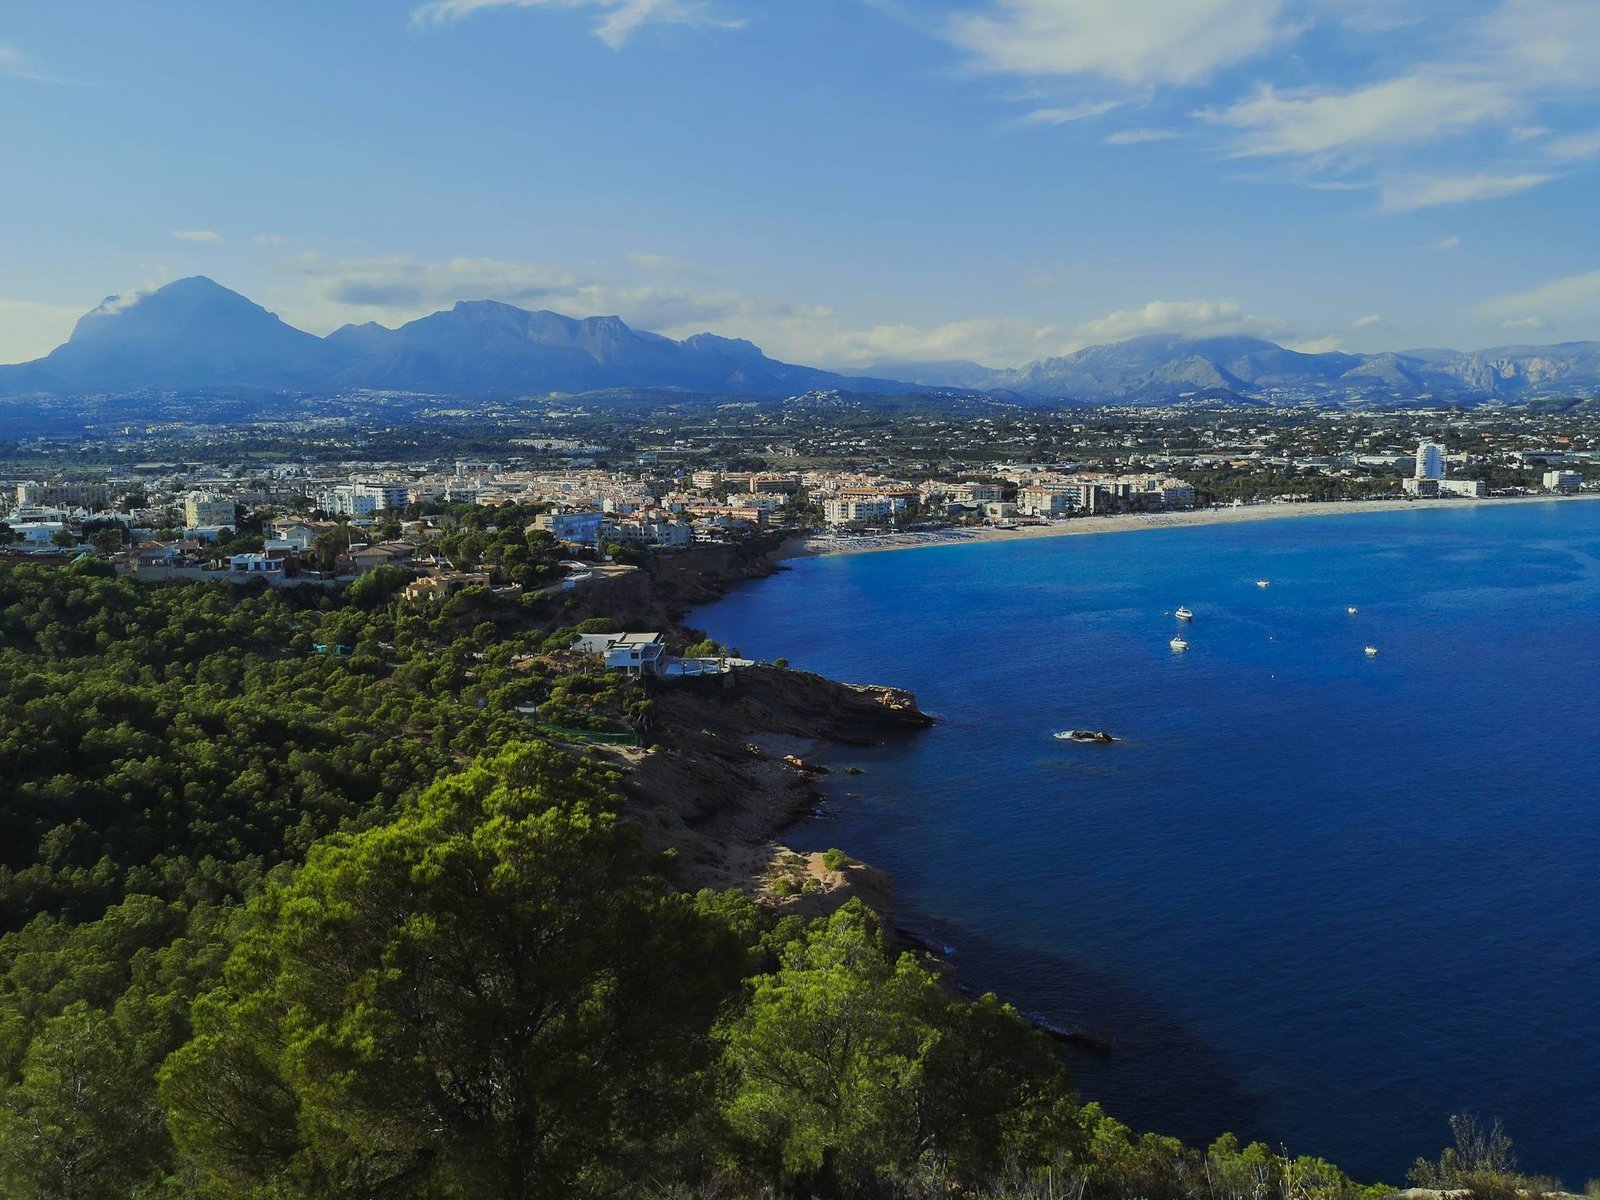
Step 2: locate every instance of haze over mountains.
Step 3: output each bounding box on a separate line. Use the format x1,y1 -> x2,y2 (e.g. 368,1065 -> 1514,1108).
3,277 -> 1598,407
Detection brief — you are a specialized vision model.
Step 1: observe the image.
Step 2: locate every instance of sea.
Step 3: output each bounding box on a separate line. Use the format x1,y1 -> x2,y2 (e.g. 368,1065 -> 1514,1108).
690,500 -> 1600,1186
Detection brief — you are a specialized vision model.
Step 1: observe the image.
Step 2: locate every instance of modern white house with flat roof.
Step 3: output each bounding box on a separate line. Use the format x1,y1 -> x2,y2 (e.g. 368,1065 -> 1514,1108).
572,631 -> 666,675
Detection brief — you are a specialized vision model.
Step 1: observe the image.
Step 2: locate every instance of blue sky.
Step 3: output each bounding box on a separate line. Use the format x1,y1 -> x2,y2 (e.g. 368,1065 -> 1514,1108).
3,0 -> 1599,367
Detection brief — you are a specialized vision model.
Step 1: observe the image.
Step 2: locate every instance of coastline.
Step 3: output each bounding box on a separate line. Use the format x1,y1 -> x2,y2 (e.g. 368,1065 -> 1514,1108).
779,492 -> 1600,560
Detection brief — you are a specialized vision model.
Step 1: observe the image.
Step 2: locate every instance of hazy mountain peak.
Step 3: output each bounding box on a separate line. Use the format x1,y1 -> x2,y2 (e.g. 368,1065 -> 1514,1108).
71,276 -> 274,342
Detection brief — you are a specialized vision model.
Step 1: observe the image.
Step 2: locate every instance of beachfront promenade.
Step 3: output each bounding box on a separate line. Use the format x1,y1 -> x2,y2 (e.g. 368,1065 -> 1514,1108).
784,492 -> 1600,560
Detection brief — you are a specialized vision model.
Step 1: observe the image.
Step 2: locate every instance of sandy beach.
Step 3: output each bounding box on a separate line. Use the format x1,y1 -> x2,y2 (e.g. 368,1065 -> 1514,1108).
779,492 -> 1600,560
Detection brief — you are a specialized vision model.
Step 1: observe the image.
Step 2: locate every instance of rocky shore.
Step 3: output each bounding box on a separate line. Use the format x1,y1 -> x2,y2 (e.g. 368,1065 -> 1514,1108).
608,664 -> 931,906
560,536 -> 935,929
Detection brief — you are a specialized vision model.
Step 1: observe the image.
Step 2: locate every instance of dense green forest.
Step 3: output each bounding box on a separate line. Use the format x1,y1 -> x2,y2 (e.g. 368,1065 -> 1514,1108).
0,562 -> 1558,1198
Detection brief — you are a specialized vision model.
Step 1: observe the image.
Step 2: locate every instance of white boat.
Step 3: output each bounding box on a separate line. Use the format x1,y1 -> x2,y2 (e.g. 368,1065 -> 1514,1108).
1364,645 -> 1379,657
1256,579 -> 1271,589
1174,606 -> 1194,621
1347,605 -> 1359,615
1169,635 -> 1190,652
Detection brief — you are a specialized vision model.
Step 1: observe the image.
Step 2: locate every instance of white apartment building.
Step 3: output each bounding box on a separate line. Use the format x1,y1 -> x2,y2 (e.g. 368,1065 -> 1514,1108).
1018,482 -> 1099,517
956,482 -> 1004,503
823,496 -> 894,526
17,481 -> 111,510
1415,442 -> 1447,481
1545,469 -> 1583,493
184,492 -> 236,529
316,483 -> 409,517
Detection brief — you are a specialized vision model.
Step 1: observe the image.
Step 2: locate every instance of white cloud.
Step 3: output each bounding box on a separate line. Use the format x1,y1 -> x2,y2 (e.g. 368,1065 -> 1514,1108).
252,234 -> 289,247
627,251 -> 687,272
925,0 -> 1600,214
273,251 -> 1244,369
1105,127 -> 1179,144
1135,2 -> 1600,206
1380,172 -> 1553,211
1479,266 -> 1600,325
1203,75 -> 1517,161
1478,0 -> 1600,89
274,253 -> 831,350
286,254 -> 580,316
1351,313 -> 1382,328
946,0 -> 1292,87
0,44 -> 69,84
1282,335 -> 1343,353
409,0 -> 742,48
1547,127 -> 1600,161
0,300 -> 87,364
1065,297 -> 1286,348
172,229 -> 225,244
1432,235 -> 1462,250
823,318 -> 1063,368
1016,100 -> 1121,126
626,251 -> 713,280
1500,316 -> 1545,330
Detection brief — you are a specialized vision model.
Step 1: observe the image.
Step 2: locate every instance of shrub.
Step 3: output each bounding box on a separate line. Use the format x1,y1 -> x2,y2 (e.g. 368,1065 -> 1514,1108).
822,848 -> 849,872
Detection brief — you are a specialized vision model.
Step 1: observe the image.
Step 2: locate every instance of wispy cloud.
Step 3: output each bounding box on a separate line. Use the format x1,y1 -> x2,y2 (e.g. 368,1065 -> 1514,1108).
1015,100 -> 1121,127
1547,127 -> 1600,161
1105,127 -> 1179,144
1380,173 -> 1553,211
173,229 -> 225,244
1430,234 -> 1462,251
252,234 -> 289,247
1479,266 -> 1600,326
0,43 -> 71,85
1351,312 -> 1382,328
945,0 -> 1294,87
1201,76 -> 1517,161
933,0 -> 1600,211
409,0 -> 743,48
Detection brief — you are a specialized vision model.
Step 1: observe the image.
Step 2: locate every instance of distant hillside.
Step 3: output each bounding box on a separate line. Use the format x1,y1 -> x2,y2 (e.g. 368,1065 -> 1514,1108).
867,333 -> 1600,405
976,334 -> 1600,405
3,277 -> 1598,406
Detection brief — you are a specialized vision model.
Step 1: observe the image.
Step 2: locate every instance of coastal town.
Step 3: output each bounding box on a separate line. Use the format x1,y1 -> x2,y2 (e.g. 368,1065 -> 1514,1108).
2,399 -> 1597,585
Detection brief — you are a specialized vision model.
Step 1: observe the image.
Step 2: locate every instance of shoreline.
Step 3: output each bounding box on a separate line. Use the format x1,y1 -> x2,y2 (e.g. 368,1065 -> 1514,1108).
778,492 -> 1600,560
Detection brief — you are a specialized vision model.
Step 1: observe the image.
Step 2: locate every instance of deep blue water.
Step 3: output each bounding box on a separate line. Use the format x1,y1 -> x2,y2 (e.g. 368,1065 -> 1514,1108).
692,502 -> 1600,1185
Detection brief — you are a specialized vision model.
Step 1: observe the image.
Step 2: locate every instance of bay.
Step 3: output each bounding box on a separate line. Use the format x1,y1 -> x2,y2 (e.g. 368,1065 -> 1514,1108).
691,500 -> 1600,1185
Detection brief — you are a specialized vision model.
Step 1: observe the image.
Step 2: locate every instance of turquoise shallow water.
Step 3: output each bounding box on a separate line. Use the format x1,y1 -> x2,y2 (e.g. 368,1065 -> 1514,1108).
692,501 -> 1600,1185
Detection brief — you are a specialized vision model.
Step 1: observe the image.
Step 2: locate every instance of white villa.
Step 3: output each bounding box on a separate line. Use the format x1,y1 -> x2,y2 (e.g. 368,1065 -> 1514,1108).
571,631 -> 667,675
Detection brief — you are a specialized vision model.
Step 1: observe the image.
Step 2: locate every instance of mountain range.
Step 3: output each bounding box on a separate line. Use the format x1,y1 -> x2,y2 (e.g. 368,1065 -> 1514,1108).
875,333 -> 1600,405
2,277 -> 1598,406
0,277 -> 895,400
